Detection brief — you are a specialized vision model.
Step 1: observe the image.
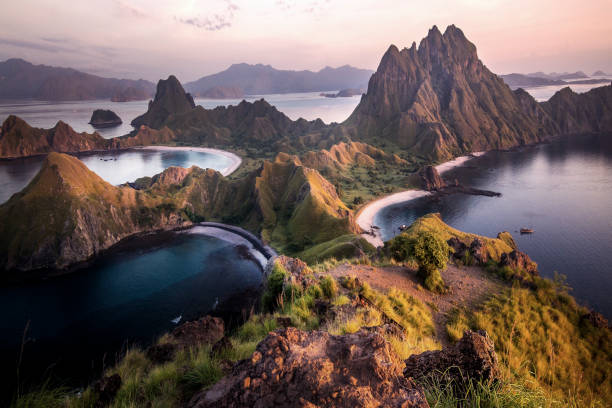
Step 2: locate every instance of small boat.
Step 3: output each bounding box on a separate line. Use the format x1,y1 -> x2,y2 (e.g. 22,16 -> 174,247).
171,315 -> 182,324
520,228 -> 534,234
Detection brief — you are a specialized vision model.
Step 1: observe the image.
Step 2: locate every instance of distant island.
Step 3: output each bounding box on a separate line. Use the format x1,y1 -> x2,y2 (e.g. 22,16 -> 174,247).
501,72 -> 610,89
593,70 -> 611,76
89,109 -> 122,128
0,58 -> 155,101
184,63 -> 373,96
320,88 -> 364,98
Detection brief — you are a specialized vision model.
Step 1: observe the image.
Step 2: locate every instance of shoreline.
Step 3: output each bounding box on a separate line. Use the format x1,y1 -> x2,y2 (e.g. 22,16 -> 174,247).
355,151 -> 485,247
134,145 -> 243,176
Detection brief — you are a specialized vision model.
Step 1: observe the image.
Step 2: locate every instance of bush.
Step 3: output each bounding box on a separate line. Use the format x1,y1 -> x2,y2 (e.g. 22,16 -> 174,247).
319,275 -> 338,299
262,262 -> 289,310
388,231 -> 449,293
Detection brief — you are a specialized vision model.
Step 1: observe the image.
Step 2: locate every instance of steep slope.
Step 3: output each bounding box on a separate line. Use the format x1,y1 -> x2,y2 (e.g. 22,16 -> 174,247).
300,141 -> 406,173
0,115 -> 109,158
131,75 -> 196,129
0,58 -> 154,101
346,25 -> 557,161
0,153 -> 186,271
541,84 -> 612,134
185,63 -> 373,96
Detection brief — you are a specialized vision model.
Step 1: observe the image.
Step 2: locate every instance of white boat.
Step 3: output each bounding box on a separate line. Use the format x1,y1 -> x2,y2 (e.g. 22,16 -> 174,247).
171,315 -> 182,324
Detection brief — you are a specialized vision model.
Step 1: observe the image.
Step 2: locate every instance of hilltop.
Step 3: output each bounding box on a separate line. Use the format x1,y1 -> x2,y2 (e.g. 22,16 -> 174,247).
0,58 -> 154,101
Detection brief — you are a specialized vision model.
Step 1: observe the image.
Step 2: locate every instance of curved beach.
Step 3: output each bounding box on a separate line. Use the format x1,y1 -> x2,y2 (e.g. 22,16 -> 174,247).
356,152 -> 485,247
136,146 -> 242,176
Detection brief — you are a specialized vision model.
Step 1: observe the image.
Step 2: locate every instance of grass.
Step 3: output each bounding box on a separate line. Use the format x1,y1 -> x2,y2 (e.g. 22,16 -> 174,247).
445,283 -> 612,407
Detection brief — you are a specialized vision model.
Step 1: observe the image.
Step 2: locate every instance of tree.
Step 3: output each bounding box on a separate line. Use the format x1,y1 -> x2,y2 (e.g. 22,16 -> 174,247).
388,231 -> 449,293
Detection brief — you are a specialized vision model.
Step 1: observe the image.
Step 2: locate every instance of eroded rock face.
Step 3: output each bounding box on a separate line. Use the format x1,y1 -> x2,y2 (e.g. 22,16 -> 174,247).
191,327 -> 429,408
469,238 -> 488,264
500,250 -> 538,276
419,165 -> 446,191
172,316 -> 225,347
404,330 -> 500,385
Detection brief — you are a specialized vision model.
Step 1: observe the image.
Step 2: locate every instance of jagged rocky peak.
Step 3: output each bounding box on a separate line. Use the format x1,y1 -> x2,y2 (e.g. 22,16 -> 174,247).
131,75 -> 196,129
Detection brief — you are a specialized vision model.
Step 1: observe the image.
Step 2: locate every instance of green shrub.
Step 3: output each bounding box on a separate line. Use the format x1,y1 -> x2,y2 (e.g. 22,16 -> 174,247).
262,262 -> 289,310
319,275 -> 338,299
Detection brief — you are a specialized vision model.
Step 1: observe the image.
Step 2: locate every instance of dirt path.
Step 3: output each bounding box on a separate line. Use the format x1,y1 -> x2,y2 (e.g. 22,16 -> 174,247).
327,262 -> 506,347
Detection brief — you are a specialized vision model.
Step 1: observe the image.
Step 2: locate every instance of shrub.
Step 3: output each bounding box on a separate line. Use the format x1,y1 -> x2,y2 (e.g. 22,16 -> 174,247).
262,262 -> 289,310
319,275 -> 338,299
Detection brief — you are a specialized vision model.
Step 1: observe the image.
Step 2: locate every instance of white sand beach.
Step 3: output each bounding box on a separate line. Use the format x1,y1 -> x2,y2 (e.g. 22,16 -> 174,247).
356,151 -> 486,247
136,146 -> 242,176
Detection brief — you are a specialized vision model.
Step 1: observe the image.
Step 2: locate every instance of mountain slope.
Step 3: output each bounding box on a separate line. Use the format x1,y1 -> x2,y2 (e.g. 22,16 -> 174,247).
0,58 -> 154,101
346,25 -> 558,160
185,63 -> 373,96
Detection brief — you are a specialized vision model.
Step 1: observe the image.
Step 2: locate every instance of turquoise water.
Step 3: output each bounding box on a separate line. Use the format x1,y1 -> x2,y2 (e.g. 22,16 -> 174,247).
0,148 -> 233,203
376,135 -> 612,318
0,230 -> 263,390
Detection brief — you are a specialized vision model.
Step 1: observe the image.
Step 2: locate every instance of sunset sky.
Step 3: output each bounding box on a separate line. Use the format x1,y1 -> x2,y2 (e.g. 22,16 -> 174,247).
1,0 -> 611,82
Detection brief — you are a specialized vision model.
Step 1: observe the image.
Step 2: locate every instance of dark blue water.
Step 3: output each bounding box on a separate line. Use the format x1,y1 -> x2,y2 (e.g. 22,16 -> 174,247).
0,147 -> 233,203
0,230 -> 263,391
377,135 -> 612,317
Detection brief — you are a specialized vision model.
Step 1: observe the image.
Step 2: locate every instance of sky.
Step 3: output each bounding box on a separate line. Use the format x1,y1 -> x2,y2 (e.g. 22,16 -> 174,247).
1,0 -> 611,82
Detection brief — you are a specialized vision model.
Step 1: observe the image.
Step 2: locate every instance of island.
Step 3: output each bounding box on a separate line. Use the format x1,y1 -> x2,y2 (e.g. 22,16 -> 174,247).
88,109 -> 123,128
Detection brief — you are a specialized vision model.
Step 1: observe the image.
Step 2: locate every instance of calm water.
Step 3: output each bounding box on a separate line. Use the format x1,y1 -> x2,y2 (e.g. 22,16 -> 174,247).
0,91 -> 361,138
525,76 -> 611,101
0,229 -> 263,392
376,135 -> 612,317
0,148 -> 233,203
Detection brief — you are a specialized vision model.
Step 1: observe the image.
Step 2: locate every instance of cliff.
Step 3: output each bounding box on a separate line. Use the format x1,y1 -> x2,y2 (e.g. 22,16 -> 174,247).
131,75 -> 196,129
346,25 -> 555,161
0,116 -> 109,158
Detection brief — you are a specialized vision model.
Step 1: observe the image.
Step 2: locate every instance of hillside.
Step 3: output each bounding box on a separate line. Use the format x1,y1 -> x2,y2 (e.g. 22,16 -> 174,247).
184,63 -> 373,96
0,153 -> 357,272
0,58 -> 154,101
500,73 -> 566,89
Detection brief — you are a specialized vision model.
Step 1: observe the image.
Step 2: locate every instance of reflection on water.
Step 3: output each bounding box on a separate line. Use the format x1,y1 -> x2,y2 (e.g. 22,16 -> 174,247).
0,231 -> 263,391
0,91 -> 362,138
0,148 -> 233,203
377,135 -> 612,318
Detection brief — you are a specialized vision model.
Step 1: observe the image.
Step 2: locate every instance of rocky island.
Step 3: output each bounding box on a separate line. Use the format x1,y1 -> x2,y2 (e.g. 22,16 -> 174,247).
88,109 -> 122,127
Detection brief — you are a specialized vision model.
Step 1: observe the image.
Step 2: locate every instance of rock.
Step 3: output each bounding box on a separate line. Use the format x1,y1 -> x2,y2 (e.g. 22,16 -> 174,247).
469,238 -> 488,264
419,166 -> 446,191
131,75 -> 196,129
89,109 -> 122,128
496,231 -> 517,250
500,250 -> 538,276
404,330 -> 500,385
172,315 -> 225,347
146,343 -> 176,364
581,310 -> 610,329
93,373 -> 122,407
447,237 -> 468,258
211,336 -> 234,356
275,316 -> 293,328
190,327 -> 429,408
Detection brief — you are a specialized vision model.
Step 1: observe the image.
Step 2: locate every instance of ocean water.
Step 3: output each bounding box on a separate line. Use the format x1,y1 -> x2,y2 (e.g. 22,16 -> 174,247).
376,135 -> 612,318
524,77 -> 611,102
0,91 -> 362,138
0,230 -> 264,392
0,147 -> 233,203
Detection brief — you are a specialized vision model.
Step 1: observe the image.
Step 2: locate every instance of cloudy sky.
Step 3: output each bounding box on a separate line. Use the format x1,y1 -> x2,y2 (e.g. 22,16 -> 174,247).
1,0 -> 611,82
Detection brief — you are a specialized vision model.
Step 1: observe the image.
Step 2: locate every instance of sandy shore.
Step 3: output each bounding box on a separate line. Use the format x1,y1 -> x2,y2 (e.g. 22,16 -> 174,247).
135,146 -> 242,176
356,151 -> 486,247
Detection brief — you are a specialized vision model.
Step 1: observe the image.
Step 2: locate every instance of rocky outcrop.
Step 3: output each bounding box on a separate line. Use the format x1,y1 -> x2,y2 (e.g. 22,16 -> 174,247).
0,115 -> 110,159
89,109 -> 122,128
190,327 -> 429,408
92,374 -> 122,407
500,250 -> 538,276
419,165 -> 446,191
581,310 -> 610,330
172,316 -> 225,347
200,86 -> 244,99
131,75 -> 196,129
404,330 -> 500,385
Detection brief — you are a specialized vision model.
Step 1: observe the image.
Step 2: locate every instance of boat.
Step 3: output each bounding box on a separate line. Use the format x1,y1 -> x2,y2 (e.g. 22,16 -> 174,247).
520,228 -> 534,234
171,315 -> 182,324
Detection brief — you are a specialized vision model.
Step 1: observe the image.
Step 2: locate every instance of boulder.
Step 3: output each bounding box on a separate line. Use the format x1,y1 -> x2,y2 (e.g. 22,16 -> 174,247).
581,310 -> 610,330
419,165 -> 446,191
404,330 -> 500,385
89,109 -> 122,128
172,315 -> 225,347
190,327 -> 429,407
469,238 -> 488,264
447,237 -> 468,259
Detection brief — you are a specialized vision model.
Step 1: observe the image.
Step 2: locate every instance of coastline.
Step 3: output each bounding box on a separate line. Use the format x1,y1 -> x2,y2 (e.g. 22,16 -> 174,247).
356,151 -> 485,247
134,145 -> 243,176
